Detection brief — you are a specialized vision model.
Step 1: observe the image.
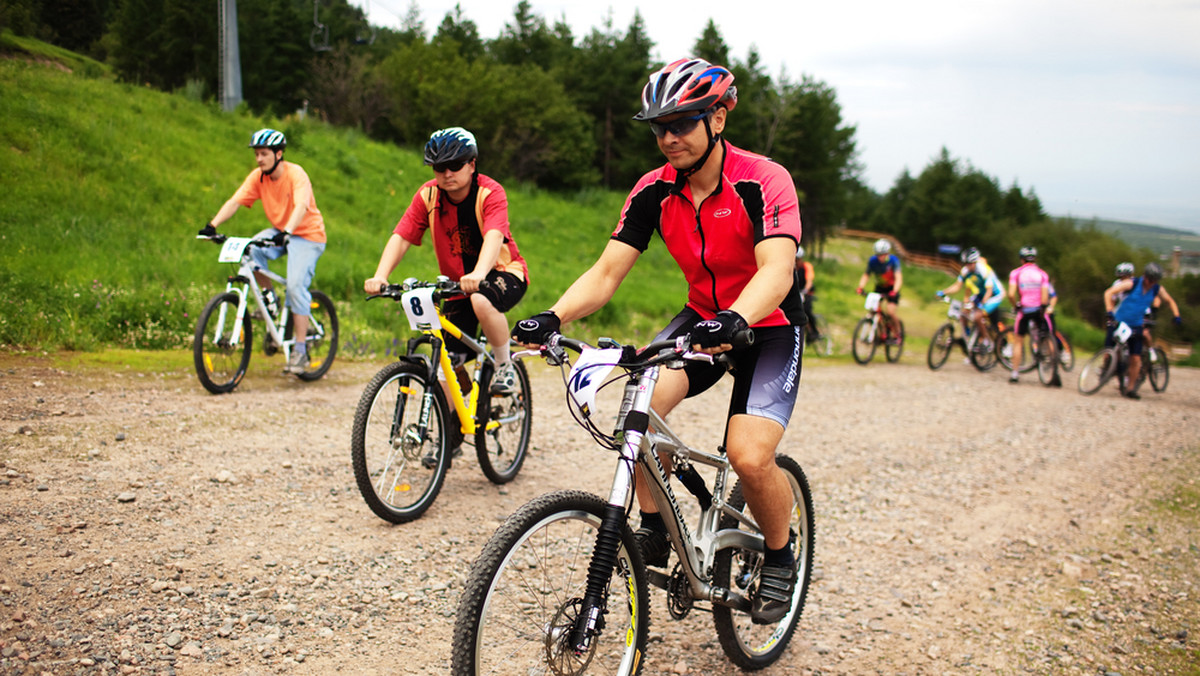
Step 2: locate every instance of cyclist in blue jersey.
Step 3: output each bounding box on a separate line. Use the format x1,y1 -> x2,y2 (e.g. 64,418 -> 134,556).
855,239 -> 903,343
937,247 -> 1004,339
1103,262 -> 1181,399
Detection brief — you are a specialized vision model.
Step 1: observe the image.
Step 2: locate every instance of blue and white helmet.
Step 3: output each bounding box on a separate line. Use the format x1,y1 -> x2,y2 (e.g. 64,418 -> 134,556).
424,127 -> 478,166
1115,262 -> 1134,277
249,128 -> 286,150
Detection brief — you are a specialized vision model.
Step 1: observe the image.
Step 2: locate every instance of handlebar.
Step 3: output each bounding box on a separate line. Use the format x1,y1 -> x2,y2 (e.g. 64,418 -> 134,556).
535,329 -> 754,371
365,276 -> 463,302
196,234 -> 280,248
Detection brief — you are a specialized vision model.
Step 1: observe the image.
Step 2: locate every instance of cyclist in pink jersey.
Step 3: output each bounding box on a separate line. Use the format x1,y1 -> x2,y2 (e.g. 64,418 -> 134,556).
1005,246 -> 1052,383
513,57 -> 804,625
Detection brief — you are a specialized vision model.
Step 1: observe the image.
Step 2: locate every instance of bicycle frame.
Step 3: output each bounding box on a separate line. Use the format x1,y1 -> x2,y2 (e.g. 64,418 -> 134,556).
550,337 -> 770,634
207,236 -> 296,359
383,278 -> 505,439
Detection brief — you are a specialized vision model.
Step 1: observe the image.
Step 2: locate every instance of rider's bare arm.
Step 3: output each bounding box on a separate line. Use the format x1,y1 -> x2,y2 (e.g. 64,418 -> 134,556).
549,240 -> 641,324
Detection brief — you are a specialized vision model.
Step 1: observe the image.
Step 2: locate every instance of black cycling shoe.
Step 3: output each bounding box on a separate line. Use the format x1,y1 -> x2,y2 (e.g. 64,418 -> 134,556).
751,561 -> 798,625
634,527 -> 670,568
421,444 -> 462,470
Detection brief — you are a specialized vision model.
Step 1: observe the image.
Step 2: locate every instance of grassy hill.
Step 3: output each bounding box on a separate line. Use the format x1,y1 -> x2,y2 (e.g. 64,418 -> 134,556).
2,43 -> 1109,361
1068,217 -> 1200,257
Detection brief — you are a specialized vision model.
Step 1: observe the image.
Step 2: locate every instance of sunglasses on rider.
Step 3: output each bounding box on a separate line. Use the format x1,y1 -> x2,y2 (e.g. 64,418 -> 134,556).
648,110 -> 713,139
431,159 -> 469,173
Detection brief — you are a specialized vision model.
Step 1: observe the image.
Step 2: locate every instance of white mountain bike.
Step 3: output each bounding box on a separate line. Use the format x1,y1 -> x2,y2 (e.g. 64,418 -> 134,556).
452,331 -> 814,675
193,234 -> 337,394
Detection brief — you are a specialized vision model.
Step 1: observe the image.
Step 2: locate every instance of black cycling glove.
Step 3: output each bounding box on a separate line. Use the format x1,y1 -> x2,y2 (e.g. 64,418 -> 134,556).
691,310 -> 748,349
512,311 -> 560,345
271,230 -> 290,247
198,223 -> 217,237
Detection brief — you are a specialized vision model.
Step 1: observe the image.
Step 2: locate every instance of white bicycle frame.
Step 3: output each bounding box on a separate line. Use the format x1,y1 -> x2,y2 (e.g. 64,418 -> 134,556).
563,342 -> 764,609
208,236 -> 296,360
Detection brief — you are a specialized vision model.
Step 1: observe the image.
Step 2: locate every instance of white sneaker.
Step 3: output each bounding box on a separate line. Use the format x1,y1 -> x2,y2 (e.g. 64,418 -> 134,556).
490,362 -> 517,395
285,351 -> 309,374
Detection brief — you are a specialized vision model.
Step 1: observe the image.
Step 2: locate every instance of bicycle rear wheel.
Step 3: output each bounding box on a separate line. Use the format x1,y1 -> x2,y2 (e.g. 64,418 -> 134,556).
451,490 -> 649,676
475,358 -> 532,484
350,361 -> 450,523
806,316 -> 832,357
1077,348 -> 1117,395
193,291 -> 252,394
851,318 -> 877,364
1036,333 -> 1059,386
927,323 -> 954,370
969,330 -> 999,372
289,289 -> 339,381
713,454 -> 814,669
1148,346 -> 1170,393
997,329 -> 1038,373
885,319 -> 905,363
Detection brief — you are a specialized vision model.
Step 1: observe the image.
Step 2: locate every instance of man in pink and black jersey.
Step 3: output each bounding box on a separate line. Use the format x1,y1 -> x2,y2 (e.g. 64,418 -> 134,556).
1005,246 -> 1052,384
365,127 -> 528,395
513,58 -> 804,625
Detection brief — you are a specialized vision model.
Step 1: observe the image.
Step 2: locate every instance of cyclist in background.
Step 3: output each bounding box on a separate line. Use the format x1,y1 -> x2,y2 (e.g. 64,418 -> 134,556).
512,57 -> 804,625
855,238 -> 903,343
937,247 -> 1004,338
202,128 -> 328,374
1005,246 -> 1053,384
795,246 -> 821,340
364,127 -> 529,395
1103,262 -> 1182,399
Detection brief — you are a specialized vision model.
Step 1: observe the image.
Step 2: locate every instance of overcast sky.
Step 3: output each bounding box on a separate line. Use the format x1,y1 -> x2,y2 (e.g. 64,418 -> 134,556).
360,0 -> 1200,232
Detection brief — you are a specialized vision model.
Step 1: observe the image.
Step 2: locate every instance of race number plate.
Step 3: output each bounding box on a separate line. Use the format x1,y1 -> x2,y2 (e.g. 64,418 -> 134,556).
217,237 -> 252,263
566,348 -> 621,418
1114,322 -> 1133,344
401,287 -> 441,332
864,292 -> 882,312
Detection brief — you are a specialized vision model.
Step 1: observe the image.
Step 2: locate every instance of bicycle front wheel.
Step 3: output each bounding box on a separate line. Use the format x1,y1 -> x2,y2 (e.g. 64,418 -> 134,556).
1077,348 -> 1117,395
851,318 -> 877,364
193,292 -> 252,394
475,358 -> 532,484
713,454 -> 814,670
1148,347 -> 1170,393
451,490 -> 649,676
350,361 -> 450,523
927,323 -> 954,370
290,289 -> 339,381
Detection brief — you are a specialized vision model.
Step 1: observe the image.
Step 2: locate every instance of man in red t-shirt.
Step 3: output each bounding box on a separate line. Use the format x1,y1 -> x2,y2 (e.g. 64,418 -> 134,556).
364,127 -> 528,395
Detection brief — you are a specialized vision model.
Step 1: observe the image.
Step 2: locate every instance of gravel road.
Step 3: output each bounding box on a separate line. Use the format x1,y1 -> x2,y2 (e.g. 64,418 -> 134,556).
1,350 -> 1197,675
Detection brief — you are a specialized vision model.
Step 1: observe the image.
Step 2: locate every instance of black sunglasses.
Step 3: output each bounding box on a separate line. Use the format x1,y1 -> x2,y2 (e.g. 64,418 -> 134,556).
432,159 -> 468,173
648,110 -> 713,139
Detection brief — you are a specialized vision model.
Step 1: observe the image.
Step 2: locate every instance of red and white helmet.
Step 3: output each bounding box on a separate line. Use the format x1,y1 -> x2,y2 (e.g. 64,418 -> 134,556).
633,58 -> 738,122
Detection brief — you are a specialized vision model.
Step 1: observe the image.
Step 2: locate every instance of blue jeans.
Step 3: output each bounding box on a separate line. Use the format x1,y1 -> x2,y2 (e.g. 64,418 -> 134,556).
249,228 -> 325,317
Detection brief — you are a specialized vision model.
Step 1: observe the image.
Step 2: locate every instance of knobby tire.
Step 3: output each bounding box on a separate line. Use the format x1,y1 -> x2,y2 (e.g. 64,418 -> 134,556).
350,361 -> 451,523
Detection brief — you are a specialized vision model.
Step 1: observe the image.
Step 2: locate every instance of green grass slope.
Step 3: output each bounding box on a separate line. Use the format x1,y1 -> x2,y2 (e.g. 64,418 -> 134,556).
1,43 -> 1046,360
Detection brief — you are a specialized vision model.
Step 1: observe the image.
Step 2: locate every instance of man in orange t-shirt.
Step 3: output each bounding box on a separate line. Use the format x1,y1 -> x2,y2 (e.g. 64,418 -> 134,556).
202,129 -> 327,374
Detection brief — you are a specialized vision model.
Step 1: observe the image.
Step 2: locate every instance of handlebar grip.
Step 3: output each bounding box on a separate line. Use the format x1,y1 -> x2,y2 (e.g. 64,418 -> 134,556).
731,328 -> 755,348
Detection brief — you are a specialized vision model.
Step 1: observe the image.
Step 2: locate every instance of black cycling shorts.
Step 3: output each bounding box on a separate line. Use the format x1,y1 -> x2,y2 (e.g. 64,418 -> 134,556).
442,270 -> 527,356
654,307 -> 803,429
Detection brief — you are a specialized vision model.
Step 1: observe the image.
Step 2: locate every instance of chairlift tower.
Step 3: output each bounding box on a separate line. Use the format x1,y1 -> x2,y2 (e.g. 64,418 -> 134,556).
219,0 -> 243,111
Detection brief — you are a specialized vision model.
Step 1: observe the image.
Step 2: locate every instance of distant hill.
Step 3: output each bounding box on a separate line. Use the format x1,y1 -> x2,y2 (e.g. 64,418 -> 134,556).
1062,217 -> 1200,256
